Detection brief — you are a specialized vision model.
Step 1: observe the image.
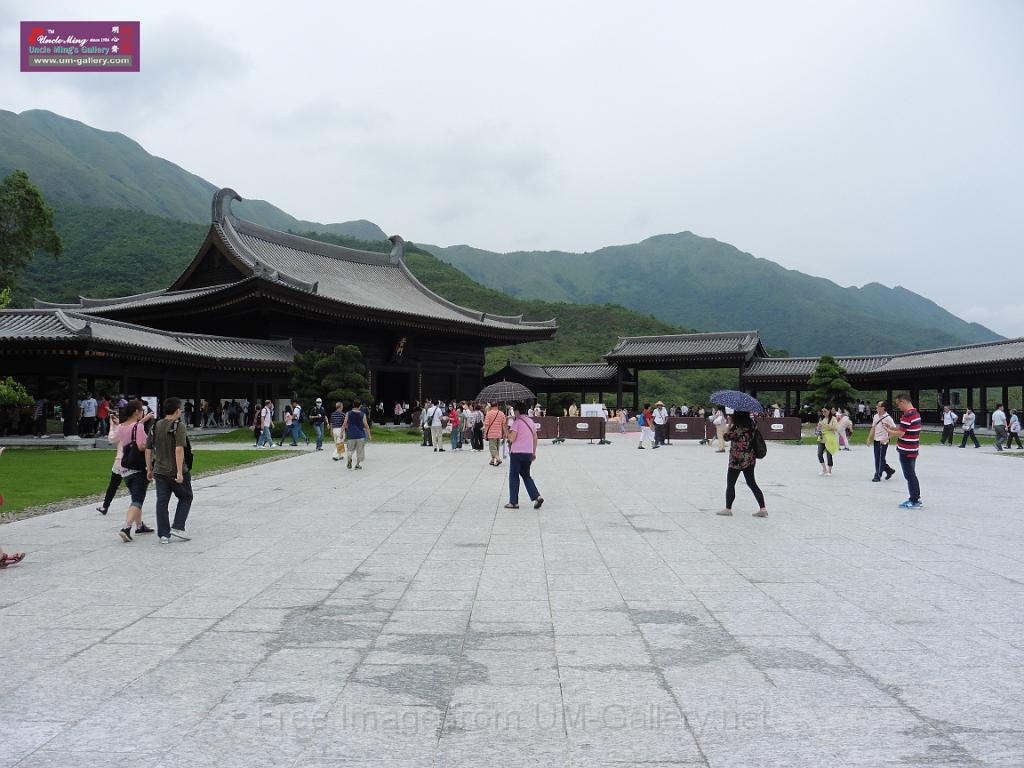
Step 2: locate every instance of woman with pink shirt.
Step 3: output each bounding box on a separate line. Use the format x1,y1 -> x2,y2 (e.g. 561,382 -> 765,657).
112,401 -> 155,542
504,402 -> 544,510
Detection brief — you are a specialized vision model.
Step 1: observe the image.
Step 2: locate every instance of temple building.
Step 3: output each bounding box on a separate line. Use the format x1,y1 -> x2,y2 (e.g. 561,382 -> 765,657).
0,188 -> 556,432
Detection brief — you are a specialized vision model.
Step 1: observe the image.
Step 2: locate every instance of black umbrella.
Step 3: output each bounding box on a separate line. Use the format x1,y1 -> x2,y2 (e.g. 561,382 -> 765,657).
709,390 -> 764,414
477,381 -> 536,404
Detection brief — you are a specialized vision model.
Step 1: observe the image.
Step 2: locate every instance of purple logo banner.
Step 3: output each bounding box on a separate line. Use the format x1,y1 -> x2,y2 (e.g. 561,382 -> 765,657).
21,21 -> 140,72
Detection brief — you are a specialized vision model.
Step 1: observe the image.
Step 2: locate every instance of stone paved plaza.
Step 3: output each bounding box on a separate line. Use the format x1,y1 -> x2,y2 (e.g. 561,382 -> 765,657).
1,435 -> 1023,767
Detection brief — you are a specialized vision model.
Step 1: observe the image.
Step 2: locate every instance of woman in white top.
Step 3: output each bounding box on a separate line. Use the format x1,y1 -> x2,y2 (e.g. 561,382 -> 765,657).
712,408 -> 728,452
1007,409 -> 1023,449
836,409 -> 853,451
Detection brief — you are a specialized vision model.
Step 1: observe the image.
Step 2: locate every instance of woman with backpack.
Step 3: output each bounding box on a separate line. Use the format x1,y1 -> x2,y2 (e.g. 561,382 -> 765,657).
717,411 -> 768,518
113,400 -> 155,542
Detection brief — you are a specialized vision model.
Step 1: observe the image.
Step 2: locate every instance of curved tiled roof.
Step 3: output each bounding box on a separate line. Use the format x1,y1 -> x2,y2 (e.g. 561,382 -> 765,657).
33,283 -> 236,314
503,361 -> 619,383
742,355 -> 890,380
605,331 -> 765,363
742,337 -> 1024,384
194,188 -> 556,334
0,309 -> 295,366
876,337 -> 1024,374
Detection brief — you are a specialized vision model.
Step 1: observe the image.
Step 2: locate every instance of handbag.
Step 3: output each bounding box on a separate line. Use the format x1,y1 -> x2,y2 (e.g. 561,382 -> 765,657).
120,423 -> 148,471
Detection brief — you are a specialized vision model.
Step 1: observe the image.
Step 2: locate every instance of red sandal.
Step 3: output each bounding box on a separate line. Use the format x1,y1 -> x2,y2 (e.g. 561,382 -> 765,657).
0,552 -> 26,568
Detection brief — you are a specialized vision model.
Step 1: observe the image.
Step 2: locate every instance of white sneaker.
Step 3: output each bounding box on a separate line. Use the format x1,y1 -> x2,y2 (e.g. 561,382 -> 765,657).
818,470 -> 826,476
159,536 -> 170,544
170,529 -> 191,541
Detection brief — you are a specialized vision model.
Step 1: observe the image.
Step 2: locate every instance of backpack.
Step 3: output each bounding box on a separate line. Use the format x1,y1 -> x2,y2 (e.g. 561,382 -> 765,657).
637,412 -> 645,427
751,424 -> 767,460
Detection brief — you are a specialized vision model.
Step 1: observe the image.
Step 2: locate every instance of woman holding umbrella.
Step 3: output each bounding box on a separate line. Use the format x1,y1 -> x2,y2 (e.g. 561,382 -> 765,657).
710,391 -> 768,518
504,402 -> 544,510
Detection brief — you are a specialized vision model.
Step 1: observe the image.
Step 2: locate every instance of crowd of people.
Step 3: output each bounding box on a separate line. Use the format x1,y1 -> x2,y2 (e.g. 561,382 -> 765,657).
2,384 -> 1019,570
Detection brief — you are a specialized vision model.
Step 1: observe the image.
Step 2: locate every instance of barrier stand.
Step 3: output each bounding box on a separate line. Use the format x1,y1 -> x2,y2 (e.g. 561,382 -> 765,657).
598,419 -> 610,445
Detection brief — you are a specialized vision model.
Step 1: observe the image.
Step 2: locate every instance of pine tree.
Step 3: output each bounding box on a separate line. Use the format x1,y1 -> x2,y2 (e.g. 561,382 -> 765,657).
807,355 -> 854,409
289,345 -> 372,410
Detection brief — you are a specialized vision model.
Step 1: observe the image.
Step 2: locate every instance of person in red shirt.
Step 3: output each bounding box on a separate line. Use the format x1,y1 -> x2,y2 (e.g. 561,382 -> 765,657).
884,393 -> 923,509
97,395 -> 110,436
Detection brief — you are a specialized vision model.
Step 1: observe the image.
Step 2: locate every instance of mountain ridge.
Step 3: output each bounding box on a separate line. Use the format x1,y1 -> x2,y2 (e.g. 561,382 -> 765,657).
0,109 -> 387,240
422,232 -> 1001,356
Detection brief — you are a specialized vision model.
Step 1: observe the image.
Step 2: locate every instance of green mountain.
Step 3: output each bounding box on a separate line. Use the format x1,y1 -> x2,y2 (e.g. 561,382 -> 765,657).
3,108 -> 996,359
0,109 -> 387,240
423,234 -> 1001,355
15,206 -> 737,404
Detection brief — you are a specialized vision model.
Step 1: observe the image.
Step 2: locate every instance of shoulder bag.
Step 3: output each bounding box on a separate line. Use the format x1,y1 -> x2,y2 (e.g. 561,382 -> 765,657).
120,423 -> 148,471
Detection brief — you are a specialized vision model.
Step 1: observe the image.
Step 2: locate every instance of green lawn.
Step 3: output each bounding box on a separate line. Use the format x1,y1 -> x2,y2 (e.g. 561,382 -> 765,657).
199,425 -> 425,444
0,448 -> 292,514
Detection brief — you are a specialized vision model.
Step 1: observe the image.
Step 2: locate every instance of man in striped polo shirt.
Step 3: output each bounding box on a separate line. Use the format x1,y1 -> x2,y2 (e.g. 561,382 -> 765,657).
885,393 -> 923,509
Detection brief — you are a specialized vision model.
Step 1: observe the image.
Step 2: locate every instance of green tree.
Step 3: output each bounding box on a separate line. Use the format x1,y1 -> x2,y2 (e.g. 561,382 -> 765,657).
289,348 -> 328,404
0,287 -> 9,309
290,345 -> 372,409
0,376 -> 33,406
0,170 -> 63,293
807,355 -> 854,409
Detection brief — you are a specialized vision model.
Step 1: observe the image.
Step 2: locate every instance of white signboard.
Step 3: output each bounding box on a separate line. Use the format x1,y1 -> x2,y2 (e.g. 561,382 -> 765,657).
580,404 -> 607,420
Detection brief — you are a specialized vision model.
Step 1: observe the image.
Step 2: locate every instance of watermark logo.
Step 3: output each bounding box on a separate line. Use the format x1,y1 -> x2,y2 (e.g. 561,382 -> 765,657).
20,21 -> 140,72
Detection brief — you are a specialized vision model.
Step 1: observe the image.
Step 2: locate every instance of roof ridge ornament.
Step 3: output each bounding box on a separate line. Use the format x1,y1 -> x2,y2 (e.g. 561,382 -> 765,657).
212,188 -> 242,224
388,235 -> 405,265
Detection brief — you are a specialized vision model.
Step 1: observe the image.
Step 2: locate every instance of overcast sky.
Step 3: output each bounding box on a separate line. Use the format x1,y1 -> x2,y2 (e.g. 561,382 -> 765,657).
2,1 -> 1022,335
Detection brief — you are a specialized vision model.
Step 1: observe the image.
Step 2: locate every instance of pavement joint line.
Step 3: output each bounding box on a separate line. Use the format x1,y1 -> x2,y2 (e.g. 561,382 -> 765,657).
569,461 -> 713,768
291,451 -> 480,765
433,457 -> 502,746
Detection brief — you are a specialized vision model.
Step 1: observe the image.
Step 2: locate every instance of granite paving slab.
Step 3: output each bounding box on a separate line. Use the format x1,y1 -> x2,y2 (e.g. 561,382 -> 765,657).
2,436 -> 1022,766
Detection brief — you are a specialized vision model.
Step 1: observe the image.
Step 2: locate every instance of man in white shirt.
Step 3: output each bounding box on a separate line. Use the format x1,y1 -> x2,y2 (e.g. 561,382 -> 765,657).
991,404 -> 1008,451
426,399 -> 445,452
939,405 -> 958,446
79,393 -> 98,436
866,400 -> 897,481
255,400 -> 275,447
652,402 -> 669,448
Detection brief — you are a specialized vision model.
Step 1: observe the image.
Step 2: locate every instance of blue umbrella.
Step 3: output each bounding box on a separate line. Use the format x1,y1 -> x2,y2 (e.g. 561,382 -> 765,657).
709,390 -> 764,414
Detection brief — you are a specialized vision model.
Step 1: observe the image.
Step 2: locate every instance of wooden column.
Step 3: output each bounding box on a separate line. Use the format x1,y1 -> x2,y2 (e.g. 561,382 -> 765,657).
192,376 -> 202,427
64,360 -> 80,437
967,387 -> 973,410
785,390 -> 792,414
795,389 -> 801,413
160,374 -> 169,415
615,366 -> 624,411
250,380 -> 258,425
980,387 -> 988,423
1002,385 -> 1009,409
633,369 -> 640,412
